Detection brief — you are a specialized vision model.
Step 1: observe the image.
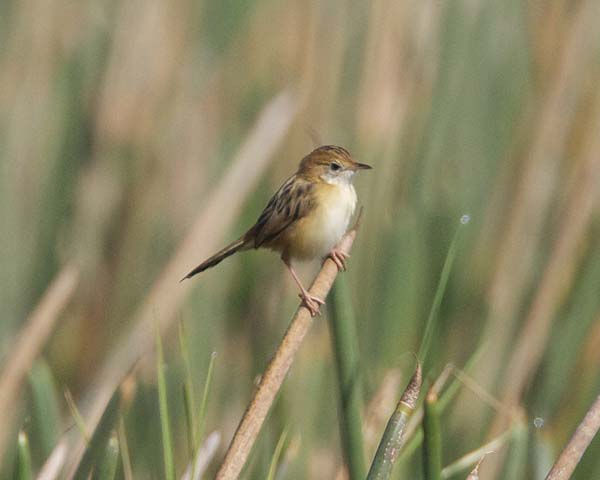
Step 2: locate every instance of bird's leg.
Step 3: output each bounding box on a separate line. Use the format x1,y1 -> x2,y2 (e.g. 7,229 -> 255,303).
282,256 -> 325,317
327,248 -> 350,272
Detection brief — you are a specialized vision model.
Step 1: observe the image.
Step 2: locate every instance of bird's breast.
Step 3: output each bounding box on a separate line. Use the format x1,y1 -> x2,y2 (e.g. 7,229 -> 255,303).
288,182 -> 357,260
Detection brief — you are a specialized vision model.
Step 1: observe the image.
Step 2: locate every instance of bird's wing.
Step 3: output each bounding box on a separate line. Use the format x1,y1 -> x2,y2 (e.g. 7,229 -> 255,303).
247,175 -> 316,248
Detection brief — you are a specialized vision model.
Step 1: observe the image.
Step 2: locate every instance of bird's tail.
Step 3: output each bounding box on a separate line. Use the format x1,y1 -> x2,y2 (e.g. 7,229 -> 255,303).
180,237 -> 248,282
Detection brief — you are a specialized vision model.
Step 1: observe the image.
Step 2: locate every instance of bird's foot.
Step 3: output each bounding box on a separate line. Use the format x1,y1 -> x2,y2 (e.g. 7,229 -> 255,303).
298,292 -> 325,317
327,249 -> 350,271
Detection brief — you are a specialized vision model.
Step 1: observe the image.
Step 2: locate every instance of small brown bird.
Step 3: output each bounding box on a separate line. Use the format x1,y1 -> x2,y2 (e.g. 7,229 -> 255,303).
182,145 -> 372,316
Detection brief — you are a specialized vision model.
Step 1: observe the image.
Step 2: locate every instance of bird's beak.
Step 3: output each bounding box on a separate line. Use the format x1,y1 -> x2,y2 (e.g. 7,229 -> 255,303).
352,162 -> 372,171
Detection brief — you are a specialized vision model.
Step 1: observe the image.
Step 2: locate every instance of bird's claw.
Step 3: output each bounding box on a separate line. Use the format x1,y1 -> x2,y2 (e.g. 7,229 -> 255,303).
298,292 -> 325,316
327,249 -> 350,271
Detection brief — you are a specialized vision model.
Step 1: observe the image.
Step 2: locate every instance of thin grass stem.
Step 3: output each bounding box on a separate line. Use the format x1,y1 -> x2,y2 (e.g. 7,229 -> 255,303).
400,346 -> 484,460
266,428 -> 288,480
118,417 -> 133,480
179,321 -> 197,455
156,329 -> 175,480
418,215 -> 469,368
197,352 -> 216,445
545,394 -> 600,480
64,390 -> 90,443
423,389 -> 442,480
71,388 -> 122,480
441,428 -> 512,479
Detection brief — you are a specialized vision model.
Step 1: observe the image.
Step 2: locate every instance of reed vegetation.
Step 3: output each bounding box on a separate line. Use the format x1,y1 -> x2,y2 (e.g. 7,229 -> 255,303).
1,0 -> 600,478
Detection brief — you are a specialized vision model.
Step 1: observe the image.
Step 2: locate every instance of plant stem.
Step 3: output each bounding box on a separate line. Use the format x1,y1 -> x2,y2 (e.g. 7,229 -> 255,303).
418,216 -> 468,369
215,228 -> 360,480
367,362 -> 422,480
423,389 -> 442,480
545,394 -> 600,480
156,330 -> 175,480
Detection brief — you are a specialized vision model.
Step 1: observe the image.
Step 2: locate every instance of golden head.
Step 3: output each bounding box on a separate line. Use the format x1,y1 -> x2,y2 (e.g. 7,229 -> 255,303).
297,145 -> 372,182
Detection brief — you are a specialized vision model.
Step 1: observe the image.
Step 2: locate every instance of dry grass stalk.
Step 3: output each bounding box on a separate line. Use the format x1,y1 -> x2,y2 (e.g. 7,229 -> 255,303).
465,455 -> 486,480
0,264 -> 79,465
473,0 -> 600,397
181,431 -> 221,480
67,91 -> 299,470
35,440 -> 68,480
545,394 -> 600,480
402,364 -> 453,447
497,84 -> 600,415
452,369 -> 516,422
95,0 -> 190,144
483,51 -> 600,480
216,226 -> 360,480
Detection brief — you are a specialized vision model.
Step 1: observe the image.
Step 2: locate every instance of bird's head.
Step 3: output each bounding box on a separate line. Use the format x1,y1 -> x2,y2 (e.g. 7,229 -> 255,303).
298,145 -> 372,184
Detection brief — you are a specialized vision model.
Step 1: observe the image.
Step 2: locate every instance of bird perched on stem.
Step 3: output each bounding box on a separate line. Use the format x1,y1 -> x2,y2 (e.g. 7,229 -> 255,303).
182,145 -> 372,316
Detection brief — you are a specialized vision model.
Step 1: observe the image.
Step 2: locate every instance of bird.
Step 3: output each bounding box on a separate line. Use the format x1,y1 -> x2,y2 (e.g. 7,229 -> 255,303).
181,145 -> 372,316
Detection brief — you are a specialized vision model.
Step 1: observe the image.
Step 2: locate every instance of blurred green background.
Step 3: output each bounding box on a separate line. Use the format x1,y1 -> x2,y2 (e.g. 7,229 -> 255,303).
2,0 -> 600,478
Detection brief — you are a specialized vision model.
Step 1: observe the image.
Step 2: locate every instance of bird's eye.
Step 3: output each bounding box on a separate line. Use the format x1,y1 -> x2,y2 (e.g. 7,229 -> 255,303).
330,162 -> 341,171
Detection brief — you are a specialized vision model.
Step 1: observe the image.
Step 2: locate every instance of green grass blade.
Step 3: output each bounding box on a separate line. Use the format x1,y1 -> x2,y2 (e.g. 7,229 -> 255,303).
502,421 -> 528,479
441,428 -> 513,479
367,363 -> 422,480
423,390 -> 442,480
28,360 -> 61,460
179,320 -> 197,470
118,417 -> 133,480
73,388 -> 122,480
418,215 -> 470,368
182,383 -> 195,467
400,345 -> 484,462
65,389 -> 90,443
196,351 -> 216,444
91,436 -> 119,480
533,429 -> 555,479
156,329 -> 175,480
327,277 -> 366,479
16,431 -> 33,480
266,428 -> 288,480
